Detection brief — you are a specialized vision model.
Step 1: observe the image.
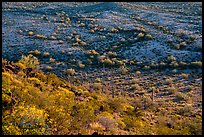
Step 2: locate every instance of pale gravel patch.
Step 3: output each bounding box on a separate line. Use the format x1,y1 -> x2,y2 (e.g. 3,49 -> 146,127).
123,40 -> 202,64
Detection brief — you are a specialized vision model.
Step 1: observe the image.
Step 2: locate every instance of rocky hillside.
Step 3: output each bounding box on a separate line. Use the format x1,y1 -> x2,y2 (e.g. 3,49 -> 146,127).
2,2 -> 202,135
2,55 -> 202,135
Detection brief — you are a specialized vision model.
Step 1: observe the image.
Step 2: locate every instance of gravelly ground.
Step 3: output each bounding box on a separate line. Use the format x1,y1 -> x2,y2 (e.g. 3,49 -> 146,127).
2,2 -> 202,108
2,2 -> 202,63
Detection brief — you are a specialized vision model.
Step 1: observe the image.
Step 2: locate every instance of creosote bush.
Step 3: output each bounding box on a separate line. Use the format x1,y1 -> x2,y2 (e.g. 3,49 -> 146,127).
17,54 -> 39,69
66,68 -> 75,76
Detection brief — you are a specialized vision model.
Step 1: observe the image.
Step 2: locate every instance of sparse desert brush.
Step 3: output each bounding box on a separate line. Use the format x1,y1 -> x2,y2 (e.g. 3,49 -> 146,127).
72,42 -> 79,46
142,96 -> 154,109
84,59 -> 93,65
98,115 -> 117,131
159,62 -> 166,68
107,51 -> 117,58
175,29 -> 189,37
79,23 -> 85,27
122,115 -> 144,130
175,92 -> 188,102
150,62 -> 156,68
3,103 -> 50,135
2,2 -> 202,135
177,104 -> 193,116
103,58 -> 114,66
105,98 -> 127,113
89,122 -> 106,131
49,58 -> 55,63
166,38 -> 173,44
172,69 -> 178,74
42,52 -> 50,57
179,61 -> 188,68
175,42 -> 187,49
17,29 -> 23,34
29,50 -> 41,55
66,68 -> 75,76
75,37 -> 81,42
190,61 -> 202,68
110,28 -> 119,33
145,34 -> 152,39
115,60 -> 124,66
27,77 -> 42,84
181,73 -> 189,79
119,65 -> 128,74
95,78 -> 101,83
167,55 -> 176,62
18,54 -> 39,69
34,72 -> 47,83
35,34 -> 47,39
86,50 -> 99,55
137,32 -> 144,38
50,36 -> 57,40
131,98 -> 143,110
34,49 -> 41,55
143,65 -> 150,70
130,84 -> 141,91
189,34 -> 199,41
164,78 -> 173,85
179,42 -> 187,47
166,86 -> 177,95
60,19 -> 64,23
97,55 -> 105,62
79,41 -> 87,46
182,85 -> 193,93
28,31 -> 34,36
135,71 -> 141,75
77,62 -> 85,68
147,21 -> 152,25
45,65 -> 52,71
169,61 -> 179,68
92,82 -> 102,91
90,29 -> 95,33
58,40 -> 64,44
158,25 -> 163,30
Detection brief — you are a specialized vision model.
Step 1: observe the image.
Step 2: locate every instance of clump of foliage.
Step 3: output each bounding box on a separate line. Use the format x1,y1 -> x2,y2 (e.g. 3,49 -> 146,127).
190,61 -> 202,68
17,54 -> 39,69
66,68 -> 75,76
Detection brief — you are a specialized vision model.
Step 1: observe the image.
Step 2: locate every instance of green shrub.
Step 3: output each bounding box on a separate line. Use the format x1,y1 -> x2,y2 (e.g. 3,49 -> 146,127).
175,92 -> 188,102
167,55 -> 176,62
66,68 -> 75,76
190,61 -> 202,68
92,83 -> 103,91
18,54 -> 39,69
28,31 -> 34,36
136,71 -> 141,75
119,66 -> 128,74
177,104 -> 193,116
3,103 -> 50,135
103,58 -> 114,66
169,61 -> 179,68
145,34 -> 152,39
166,86 -> 177,95
143,65 -> 150,70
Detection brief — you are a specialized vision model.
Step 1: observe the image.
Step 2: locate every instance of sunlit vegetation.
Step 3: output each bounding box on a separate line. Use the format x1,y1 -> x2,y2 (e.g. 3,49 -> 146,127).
64,68 -> 75,76
2,55 -> 202,135
2,2 -> 202,135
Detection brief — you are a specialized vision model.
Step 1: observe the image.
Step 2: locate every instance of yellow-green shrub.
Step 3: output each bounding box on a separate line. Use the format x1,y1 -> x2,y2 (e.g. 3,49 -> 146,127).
3,103 -> 50,135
